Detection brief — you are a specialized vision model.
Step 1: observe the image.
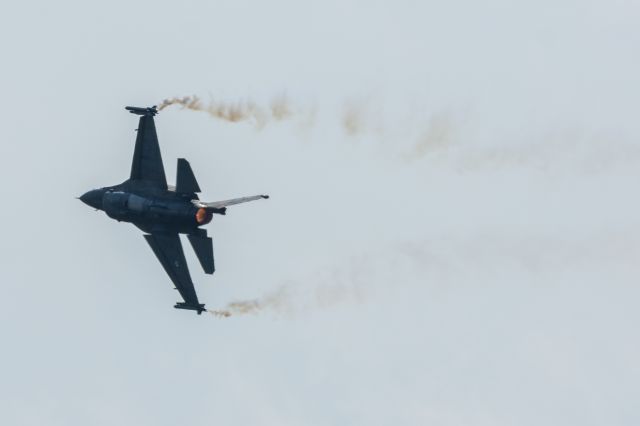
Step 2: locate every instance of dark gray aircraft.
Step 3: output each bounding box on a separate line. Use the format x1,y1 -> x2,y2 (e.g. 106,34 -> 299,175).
80,105 -> 268,314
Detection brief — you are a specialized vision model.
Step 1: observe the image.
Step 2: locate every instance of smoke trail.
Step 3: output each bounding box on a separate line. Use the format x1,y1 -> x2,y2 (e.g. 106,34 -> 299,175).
157,94 -> 640,172
342,101 -> 364,136
158,94 -> 379,136
157,94 -> 434,141
208,255 -> 372,319
412,114 -> 455,156
157,95 -> 296,128
204,227 -> 640,320
340,97 -> 386,137
208,285 -> 294,318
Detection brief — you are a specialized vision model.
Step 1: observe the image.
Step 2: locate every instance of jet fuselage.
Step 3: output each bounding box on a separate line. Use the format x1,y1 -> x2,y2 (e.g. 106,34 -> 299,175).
79,105 -> 268,314
81,180 -> 212,235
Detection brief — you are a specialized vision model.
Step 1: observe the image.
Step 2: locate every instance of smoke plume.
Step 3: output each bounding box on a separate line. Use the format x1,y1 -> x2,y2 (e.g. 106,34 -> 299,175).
157,95 -> 294,128
342,101 -> 365,136
208,255 -> 371,319
208,285 -> 294,318
157,94 -> 640,172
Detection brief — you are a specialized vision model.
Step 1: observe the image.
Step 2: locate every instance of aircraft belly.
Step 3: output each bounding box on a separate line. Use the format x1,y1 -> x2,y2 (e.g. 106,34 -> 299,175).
132,201 -> 199,233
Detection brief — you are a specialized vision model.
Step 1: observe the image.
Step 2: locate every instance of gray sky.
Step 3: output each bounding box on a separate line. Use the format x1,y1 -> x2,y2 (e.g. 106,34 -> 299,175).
1,1 -> 639,425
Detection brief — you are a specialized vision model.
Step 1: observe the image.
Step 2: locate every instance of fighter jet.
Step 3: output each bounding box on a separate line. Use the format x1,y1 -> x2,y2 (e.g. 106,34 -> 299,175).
80,105 -> 268,314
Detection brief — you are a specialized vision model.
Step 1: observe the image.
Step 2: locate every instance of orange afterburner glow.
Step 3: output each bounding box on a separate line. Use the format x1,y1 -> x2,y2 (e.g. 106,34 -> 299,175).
196,208 -> 213,225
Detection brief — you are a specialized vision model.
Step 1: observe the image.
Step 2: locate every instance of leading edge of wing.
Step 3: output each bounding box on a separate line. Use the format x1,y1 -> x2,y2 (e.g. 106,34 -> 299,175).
143,233 -> 204,313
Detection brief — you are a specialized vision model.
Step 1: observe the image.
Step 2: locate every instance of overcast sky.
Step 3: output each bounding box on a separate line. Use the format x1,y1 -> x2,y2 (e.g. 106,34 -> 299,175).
1,1 -> 639,425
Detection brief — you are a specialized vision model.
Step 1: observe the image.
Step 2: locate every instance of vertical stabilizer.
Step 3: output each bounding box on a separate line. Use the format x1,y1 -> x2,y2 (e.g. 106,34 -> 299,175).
176,158 -> 201,193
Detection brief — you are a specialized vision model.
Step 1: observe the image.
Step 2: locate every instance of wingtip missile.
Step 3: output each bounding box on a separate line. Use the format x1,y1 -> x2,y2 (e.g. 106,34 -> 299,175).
125,105 -> 158,116
174,302 -> 206,315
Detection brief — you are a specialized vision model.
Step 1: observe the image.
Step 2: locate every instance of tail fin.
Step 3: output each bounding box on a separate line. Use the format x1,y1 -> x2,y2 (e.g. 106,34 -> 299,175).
187,232 -> 215,274
176,159 -> 201,194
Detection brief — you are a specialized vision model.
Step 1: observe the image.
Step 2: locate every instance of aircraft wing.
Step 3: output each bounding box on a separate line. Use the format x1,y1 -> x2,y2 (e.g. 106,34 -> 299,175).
129,108 -> 168,189
143,233 -> 205,314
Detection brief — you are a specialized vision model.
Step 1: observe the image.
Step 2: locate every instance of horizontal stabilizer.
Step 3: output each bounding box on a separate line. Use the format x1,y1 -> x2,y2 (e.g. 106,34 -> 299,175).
187,233 -> 215,274
192,194 -> 269,210
176,158 -> 201,193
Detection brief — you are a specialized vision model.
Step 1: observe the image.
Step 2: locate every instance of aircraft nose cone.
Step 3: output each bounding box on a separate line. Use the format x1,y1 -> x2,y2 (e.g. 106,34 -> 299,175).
79,189 -> 104,210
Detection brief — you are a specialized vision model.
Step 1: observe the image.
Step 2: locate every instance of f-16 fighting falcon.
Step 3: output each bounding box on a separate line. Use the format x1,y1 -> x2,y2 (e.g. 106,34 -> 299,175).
80,106 -> 268,314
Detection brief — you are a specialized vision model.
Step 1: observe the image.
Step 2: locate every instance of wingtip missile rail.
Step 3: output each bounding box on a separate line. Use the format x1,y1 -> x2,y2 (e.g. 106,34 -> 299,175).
125,105 -> 158,116
174,302 -> 207,315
